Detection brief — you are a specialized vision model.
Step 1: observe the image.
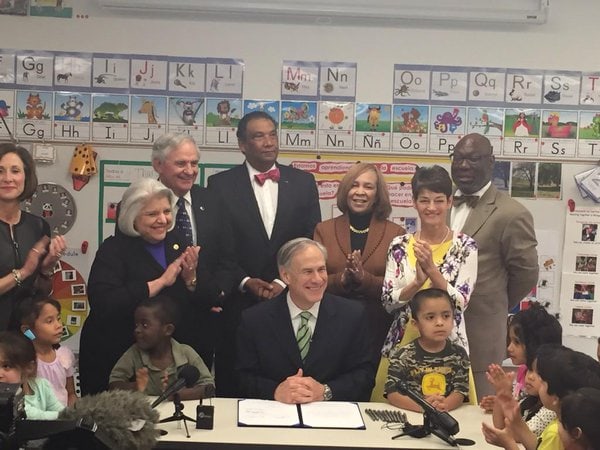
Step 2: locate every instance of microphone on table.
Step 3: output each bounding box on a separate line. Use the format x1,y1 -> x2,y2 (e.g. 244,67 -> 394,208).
396,381 -> 459,436
151,365 -> 200,409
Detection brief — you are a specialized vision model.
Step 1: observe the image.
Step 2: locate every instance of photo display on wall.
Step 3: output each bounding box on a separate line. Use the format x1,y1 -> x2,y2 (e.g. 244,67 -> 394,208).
560,206 -> 600,337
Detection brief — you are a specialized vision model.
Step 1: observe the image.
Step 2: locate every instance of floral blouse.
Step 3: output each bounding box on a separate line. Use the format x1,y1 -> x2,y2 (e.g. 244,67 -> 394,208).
381,231 -> 478,357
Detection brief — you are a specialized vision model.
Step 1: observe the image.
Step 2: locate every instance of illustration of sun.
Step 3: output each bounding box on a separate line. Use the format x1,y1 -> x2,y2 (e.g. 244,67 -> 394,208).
327,107 -> 346,125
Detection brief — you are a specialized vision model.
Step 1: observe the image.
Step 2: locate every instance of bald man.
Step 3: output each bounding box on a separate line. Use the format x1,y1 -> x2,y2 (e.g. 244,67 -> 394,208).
449,133 -> 538,399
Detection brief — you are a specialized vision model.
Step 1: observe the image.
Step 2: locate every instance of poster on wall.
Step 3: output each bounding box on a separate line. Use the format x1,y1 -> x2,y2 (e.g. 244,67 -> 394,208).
560,205 -> 600,337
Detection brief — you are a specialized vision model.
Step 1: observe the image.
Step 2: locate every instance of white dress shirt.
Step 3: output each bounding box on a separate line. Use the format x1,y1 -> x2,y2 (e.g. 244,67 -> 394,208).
287,294 -> 320,336
159,181 -> 196,245
450,181 -> 491,232
239,161 -> 285,292
246,161 -> 279,239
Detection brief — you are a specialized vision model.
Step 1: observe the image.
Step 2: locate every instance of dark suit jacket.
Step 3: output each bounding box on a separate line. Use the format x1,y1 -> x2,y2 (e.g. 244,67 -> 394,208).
115,184 -> 235,303
79,231 -> 215,394
207,163 -> 321,287
188,184 -> 236,301
207,162 -> 320,397
236,293 -> 375,402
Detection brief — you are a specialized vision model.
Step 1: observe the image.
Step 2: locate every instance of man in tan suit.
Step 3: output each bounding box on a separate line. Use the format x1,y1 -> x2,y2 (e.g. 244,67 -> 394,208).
450,133 -> 538,399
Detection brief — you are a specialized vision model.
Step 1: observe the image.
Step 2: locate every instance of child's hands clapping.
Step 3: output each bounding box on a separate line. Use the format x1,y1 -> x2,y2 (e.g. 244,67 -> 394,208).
486,363 -> 514,398
479,394 -> 496,412
481,419 -> 517,448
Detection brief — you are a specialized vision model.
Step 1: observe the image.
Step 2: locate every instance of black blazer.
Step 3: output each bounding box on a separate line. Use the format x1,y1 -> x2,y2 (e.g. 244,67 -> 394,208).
115,184 -> 236,302
78,231 -> 214,394
207,163 -> 321,285
188,184 -> 236,301
236,293 -> 375,402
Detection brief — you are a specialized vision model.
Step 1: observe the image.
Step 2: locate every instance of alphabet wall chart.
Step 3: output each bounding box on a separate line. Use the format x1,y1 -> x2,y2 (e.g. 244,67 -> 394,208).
0,50 -> 244,145
1,50 -> 600,162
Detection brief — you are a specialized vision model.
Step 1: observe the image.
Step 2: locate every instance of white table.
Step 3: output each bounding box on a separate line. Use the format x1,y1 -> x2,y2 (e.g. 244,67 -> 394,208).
155,398 -> 497,449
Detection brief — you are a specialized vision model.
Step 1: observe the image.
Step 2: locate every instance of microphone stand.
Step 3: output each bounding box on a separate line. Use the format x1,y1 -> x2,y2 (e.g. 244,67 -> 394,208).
392,411 -> 457,447
159,393 -> 196,438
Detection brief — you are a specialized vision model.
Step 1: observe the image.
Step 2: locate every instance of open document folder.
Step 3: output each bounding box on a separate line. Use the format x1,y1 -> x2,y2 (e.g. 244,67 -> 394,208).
237,399 -> 366,429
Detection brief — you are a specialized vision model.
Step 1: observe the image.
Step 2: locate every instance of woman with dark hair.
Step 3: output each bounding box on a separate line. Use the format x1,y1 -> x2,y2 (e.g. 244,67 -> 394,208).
373,165 -> 478,401
0,143 -> 66,331
314,163 -> 405,365
382,165 -> 478,356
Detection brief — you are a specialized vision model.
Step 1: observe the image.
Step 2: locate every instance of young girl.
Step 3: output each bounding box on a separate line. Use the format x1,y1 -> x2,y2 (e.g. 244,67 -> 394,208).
13,295 -> 76,407
0,331 -> 64,419
482,344 -> 600,450
559,387 -> 600,450
483,303 -> 562,438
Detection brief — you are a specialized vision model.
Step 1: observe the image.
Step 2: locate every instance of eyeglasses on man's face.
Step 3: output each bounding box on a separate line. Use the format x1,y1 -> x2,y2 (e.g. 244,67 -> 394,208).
449,152 -> 490,165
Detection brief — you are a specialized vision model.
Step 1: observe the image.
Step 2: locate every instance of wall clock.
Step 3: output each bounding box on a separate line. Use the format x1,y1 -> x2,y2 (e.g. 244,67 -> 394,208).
22,182 -> 77,235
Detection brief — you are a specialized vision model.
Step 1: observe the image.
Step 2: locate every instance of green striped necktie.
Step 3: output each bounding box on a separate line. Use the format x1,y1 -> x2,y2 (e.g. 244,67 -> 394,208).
296,311 -> 312,360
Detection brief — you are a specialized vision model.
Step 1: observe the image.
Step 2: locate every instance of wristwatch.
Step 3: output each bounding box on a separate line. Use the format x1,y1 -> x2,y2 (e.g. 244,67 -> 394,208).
322,384 -> 332,401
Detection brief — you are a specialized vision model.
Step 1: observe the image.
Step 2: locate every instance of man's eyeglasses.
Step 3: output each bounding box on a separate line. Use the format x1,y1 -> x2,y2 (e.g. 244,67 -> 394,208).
449,153 -> 490,165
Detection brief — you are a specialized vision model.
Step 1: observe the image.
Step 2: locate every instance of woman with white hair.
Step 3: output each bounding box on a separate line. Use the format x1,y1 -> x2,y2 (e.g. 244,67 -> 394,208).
79,178 -> 205,395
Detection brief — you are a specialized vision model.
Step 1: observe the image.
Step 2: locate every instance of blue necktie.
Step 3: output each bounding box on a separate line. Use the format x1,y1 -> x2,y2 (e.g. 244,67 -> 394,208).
175,197 -> 193,248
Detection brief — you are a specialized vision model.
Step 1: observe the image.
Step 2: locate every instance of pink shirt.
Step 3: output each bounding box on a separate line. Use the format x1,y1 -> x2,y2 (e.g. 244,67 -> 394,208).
513,364 -> 528,399
37,346 -> 75,407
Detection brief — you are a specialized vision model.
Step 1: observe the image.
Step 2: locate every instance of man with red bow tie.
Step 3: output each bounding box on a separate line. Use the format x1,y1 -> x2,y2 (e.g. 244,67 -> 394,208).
208,111 -> 321,396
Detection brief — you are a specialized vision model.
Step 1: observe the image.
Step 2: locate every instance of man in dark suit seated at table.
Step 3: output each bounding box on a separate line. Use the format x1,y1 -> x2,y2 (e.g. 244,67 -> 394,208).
236,238 -> 375,404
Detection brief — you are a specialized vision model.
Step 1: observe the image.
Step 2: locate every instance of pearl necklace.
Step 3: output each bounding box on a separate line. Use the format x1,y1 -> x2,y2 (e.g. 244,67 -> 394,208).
417,226 -> 451,245
349,224 -> 370,234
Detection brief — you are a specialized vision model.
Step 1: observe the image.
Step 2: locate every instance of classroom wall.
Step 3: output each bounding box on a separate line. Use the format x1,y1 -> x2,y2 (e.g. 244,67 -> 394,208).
1,0 -> 598,356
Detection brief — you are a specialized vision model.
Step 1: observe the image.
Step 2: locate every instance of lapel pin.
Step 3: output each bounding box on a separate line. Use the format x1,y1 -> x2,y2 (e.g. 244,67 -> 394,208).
173,244 -> 180,250
200,206 -> 205,211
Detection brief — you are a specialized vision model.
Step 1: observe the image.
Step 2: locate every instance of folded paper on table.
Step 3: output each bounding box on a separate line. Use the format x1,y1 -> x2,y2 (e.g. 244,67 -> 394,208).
237,399 -> 365,429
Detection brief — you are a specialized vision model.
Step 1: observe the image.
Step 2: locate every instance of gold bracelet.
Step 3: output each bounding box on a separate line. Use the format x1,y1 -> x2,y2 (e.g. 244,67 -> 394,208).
12,269 -> 22,287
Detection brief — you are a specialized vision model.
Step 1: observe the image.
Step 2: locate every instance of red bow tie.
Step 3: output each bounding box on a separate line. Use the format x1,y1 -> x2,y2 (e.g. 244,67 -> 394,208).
254,168 -> 280,186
